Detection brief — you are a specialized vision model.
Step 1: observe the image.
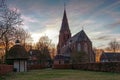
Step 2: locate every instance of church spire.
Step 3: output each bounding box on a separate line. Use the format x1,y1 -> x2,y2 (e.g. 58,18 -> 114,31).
60,4 -> 70,33
57,4 -> 71,54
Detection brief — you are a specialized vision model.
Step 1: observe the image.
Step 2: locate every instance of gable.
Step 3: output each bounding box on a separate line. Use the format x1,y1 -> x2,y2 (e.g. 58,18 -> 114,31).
67,30 -> 92,44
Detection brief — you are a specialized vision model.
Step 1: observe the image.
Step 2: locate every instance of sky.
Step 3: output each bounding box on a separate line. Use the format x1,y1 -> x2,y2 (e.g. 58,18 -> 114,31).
5,0 -> 120,48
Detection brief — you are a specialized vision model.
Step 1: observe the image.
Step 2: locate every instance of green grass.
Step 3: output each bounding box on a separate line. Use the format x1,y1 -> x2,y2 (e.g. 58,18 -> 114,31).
1,69 -> 120,80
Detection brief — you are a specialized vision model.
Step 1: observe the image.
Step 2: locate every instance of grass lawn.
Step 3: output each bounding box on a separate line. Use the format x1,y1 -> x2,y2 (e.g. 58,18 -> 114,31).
1,69 -> 120,80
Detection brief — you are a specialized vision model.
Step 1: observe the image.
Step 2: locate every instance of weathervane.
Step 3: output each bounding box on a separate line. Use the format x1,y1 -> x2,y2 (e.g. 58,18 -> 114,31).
82,25 -> 85,30
64,1 -> 66,10
64,0 -> 68,11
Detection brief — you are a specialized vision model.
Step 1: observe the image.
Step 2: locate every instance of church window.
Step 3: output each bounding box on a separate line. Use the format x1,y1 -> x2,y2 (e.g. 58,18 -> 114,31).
77,43 -> 81,51
59,60 -> 61,64
84,43 -> 88,53
30,51 -> 32,55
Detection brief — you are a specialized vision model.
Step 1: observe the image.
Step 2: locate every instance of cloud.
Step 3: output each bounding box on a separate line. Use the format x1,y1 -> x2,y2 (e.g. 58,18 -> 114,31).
68,0 -> 104,15
106,21 -> 120,28
7,0 -> 120,49
30,17 -> 61,44
88,0 -> 120,19
22,15 -> 39,23
104,10 -> 120,20
93,36 -> 111,41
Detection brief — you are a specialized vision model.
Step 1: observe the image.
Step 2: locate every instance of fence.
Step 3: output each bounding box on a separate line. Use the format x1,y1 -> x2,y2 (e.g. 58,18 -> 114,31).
0,64 -> 13,75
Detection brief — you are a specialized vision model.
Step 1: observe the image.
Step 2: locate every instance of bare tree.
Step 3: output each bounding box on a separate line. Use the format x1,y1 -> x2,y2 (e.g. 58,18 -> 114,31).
0,4 -> 23,63
108,40 -> 120,52
0,8 -> 22,54
0,8 -> 22,39
15,27 -> 32,47
36,35 -> 52,51
50,44 -> 56,59
36,35 -> 53,64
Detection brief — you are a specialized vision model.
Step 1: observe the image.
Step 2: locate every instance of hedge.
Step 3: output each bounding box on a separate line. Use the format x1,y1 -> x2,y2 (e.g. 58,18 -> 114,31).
27,64 -> 45,70
53,62 -> 120,72
0,64 -> 13,75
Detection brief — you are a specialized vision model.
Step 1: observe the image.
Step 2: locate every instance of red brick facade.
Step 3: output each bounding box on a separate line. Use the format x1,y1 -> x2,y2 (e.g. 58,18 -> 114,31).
56,8 -> 95,63
57,9 -> 71,54
0,64 -> 13,75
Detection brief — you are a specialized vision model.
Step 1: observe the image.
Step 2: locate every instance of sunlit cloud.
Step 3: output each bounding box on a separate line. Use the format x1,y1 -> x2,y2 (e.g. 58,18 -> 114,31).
106,21 -> 120,28
93,36 -> 111,41
88,1 -> 120,19
22,15 -> 39,23
7,0 -> 120,48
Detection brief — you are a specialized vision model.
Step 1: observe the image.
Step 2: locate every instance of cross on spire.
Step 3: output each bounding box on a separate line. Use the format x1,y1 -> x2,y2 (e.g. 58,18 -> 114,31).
64,1 -> 66,10
60,3 -> 70,32
82,26 -> 84,30
82,25 -> 85,30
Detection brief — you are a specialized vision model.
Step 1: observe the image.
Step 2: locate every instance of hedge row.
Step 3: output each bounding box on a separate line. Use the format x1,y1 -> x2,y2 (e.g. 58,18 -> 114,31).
52,64 -> 72,69
73,62 -> 120,72
27,64 -> 45,70
53,62 -> 120,72
0,64 -> 13,75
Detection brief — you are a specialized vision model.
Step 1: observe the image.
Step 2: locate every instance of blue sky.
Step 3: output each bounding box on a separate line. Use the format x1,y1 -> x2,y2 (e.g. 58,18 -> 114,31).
6,0 -> 120,48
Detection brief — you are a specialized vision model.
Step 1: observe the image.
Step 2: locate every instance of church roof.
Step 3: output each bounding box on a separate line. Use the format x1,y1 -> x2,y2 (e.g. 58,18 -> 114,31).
67,30 -> 91,43
60,9 -> 70,32
7,44 -> 28,60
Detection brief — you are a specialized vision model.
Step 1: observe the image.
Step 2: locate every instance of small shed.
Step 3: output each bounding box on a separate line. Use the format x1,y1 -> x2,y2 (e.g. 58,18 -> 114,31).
7,40 -> 28,72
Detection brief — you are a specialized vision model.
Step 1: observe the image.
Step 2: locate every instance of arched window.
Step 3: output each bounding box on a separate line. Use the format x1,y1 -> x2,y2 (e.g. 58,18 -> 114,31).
84,43 -> 88,53
77,43 -> 81,51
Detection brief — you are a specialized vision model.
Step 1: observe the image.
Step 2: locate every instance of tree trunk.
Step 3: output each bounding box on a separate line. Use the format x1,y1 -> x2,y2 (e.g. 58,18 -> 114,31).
4,35 -> 9,63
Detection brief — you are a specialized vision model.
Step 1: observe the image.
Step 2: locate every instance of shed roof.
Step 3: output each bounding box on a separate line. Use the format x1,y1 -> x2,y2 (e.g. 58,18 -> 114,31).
7,45 -> 28,60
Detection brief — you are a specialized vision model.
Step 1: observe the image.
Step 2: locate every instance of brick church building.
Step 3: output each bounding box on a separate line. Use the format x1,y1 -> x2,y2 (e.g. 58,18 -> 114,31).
54,8 -> 95,64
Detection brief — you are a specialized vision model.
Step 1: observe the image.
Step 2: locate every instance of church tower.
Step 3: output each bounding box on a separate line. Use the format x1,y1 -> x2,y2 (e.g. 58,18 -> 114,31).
57,7 -> 71,54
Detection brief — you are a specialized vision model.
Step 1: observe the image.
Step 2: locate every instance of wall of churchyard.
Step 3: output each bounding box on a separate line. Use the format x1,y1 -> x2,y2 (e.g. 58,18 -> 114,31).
53,62 -> 120,72
0,64 -> 13,75
1,62 -> 120,75
27,64 -> 45,70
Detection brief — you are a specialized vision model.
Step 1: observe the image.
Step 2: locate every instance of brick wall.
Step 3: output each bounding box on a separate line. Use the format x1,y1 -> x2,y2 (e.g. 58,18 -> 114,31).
0,64 -> 13,75
52,64 -> 72,69
53,62 -> 120,72
27,64 -> 45,70
73,62 -> 120,72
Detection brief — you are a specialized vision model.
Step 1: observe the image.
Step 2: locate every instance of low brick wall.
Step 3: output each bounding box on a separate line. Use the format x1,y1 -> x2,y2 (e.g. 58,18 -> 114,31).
0,64 -> 13,75
73,62 -> 120,72
52,62 -> 120,72
27,64 -> 45,70
52,64 -> 72,69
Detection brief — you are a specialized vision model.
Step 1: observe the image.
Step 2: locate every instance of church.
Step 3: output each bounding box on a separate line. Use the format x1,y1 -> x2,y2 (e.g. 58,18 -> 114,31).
54,8 -> 95,64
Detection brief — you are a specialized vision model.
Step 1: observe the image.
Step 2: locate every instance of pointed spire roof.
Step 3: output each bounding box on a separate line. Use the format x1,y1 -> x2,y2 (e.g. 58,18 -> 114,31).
60,7 -> 70,32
